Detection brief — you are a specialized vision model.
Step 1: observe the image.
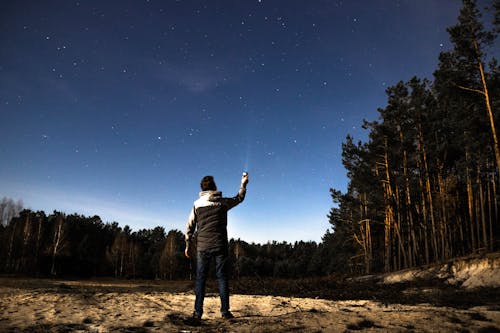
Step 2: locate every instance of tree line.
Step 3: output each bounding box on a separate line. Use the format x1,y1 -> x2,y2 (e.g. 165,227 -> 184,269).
323,0 -> 500,274
0,207 -> 325,279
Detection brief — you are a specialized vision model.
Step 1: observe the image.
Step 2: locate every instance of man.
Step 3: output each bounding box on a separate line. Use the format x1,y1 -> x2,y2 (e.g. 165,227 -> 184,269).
185,173 -> 249,323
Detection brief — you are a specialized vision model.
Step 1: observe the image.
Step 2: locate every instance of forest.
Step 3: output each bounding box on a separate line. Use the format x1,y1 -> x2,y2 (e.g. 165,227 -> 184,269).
0,200 -> 323,279
323,0 -> 500,274
0,0 -> 499,279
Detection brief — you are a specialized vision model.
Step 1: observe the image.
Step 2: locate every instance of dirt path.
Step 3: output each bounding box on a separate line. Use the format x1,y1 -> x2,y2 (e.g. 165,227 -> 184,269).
1,278 -> 499,332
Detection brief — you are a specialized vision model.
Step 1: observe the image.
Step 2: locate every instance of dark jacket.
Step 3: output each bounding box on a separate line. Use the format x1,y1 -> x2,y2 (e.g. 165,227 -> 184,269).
185,187 -> 246,252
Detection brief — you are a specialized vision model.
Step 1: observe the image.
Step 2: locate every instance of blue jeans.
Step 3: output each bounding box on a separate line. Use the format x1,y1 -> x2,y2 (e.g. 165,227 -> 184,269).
194,248 -> 230,316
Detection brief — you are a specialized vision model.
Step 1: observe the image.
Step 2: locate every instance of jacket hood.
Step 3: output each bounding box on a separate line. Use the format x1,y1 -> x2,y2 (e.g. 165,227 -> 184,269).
199,190 -> 222,201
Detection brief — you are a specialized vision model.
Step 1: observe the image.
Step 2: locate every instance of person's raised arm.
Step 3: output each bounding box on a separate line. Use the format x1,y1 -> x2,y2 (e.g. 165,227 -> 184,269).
224,172 -> 249,210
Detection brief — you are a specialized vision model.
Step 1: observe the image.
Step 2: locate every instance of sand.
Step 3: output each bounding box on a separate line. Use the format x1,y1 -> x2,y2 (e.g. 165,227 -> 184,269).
1,277 -> 499,332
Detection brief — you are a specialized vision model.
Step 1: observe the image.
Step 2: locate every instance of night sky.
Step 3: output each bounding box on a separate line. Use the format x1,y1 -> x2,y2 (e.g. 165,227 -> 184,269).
1,0 -> 466,243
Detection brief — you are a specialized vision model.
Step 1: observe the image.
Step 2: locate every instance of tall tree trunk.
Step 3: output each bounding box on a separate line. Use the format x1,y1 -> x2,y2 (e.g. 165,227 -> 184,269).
6,220 -> 17,271
399,121 -> 415,267
403,149 -> 417,267
129,241 -> 136,279
361,192 -> 372,274
382,138 -> 394,272
366,218 -> 372,274
487,162 -> 496,252
477,165 -> 487,251
491,166 -> 498,238
353,194 -> 372,274
21,214 -> 32,272
419,185 -> 430,264
465,149 -> 476,253
235,241 -> 241,279
437,163 -> 449,259
168,236 -> 175,280
423,147 -> 438,261
416,116 -> 438,262
394,186 -> 407,269
35,215 -> 43,276
51,216 -> 64,276
119,236 -> 126,277
456,188 -> 465,256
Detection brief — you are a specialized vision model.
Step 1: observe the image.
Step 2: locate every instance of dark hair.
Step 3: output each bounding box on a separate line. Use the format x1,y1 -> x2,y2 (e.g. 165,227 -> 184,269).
200,175 -> 217,191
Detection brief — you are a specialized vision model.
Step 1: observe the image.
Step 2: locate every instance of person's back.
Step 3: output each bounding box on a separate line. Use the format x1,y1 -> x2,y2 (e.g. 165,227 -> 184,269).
192,190 -> 236,251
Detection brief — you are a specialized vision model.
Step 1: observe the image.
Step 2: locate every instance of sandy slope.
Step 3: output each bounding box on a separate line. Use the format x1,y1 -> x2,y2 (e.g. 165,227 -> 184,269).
1,277 -> 499,332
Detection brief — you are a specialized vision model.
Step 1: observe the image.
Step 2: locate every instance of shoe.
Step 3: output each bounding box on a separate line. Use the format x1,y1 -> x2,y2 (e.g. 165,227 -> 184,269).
222,311 -> 234,319
185,313 -> 201,326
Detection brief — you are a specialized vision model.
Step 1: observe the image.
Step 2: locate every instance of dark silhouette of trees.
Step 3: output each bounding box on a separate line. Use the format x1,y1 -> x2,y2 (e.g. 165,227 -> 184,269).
0,206 -> 320,279
324,0 -> 499,275
160,230 -> 185,280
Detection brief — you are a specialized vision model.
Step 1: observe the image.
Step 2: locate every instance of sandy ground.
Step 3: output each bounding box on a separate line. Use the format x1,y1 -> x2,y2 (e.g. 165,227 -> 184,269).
1,277 -> 500,332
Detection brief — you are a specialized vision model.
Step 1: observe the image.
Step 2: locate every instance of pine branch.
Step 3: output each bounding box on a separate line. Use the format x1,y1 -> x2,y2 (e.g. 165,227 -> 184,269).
455,84 -> 485,95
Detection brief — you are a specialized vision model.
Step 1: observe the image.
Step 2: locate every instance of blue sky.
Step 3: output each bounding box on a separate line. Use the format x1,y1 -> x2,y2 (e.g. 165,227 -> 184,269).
1,0 -> 481,243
